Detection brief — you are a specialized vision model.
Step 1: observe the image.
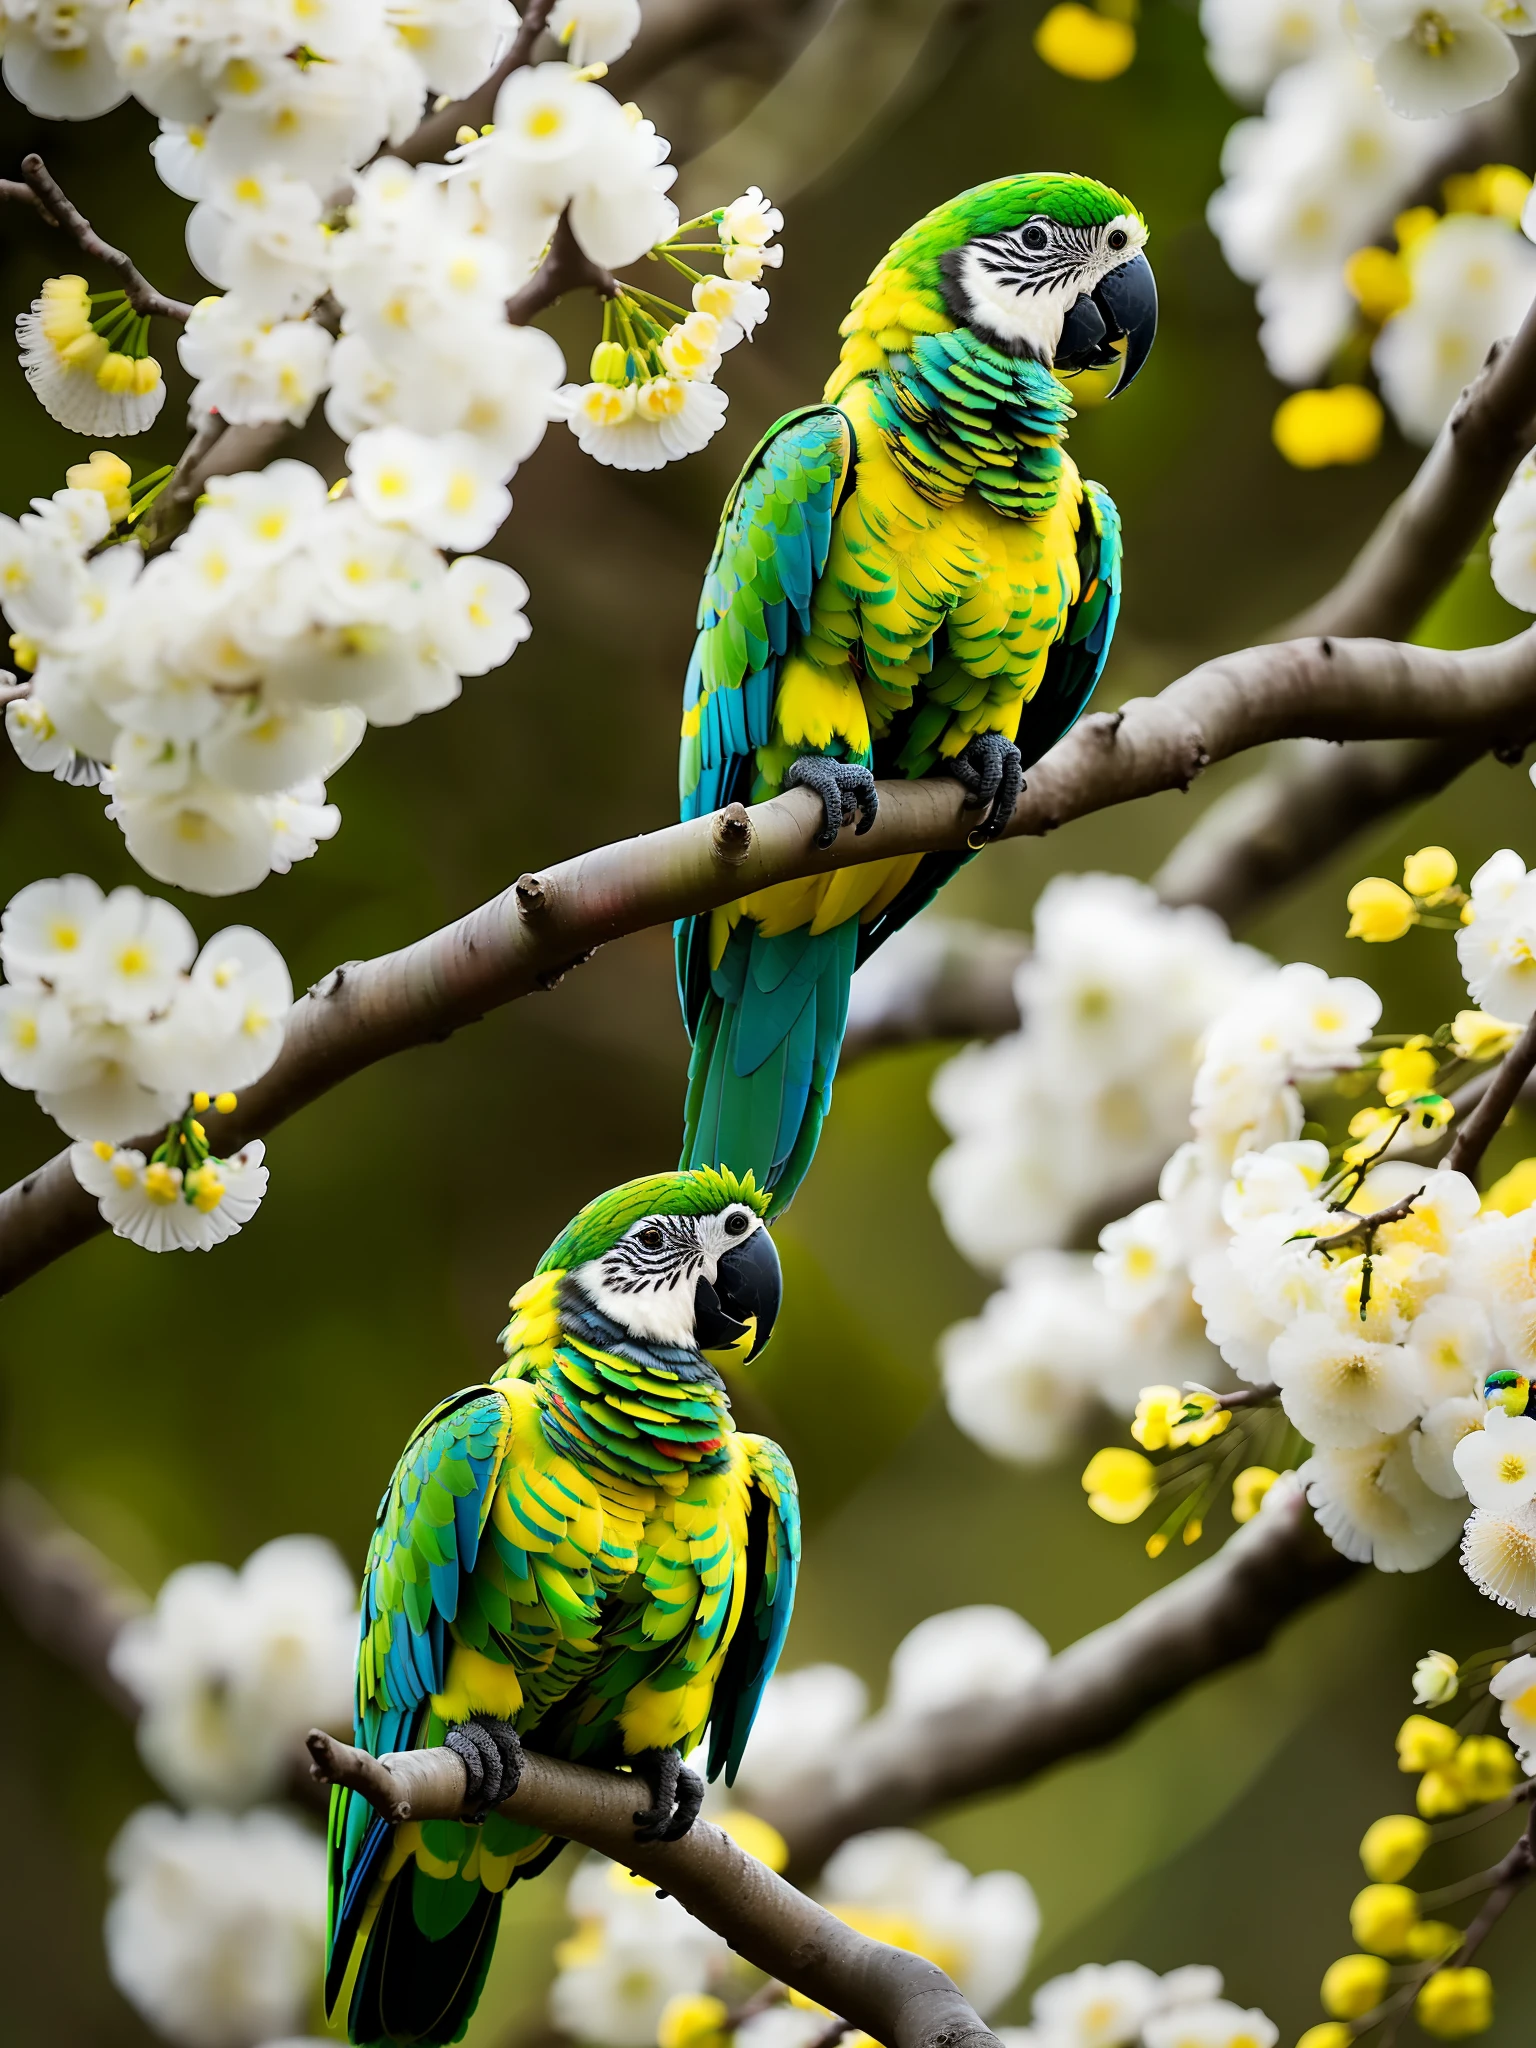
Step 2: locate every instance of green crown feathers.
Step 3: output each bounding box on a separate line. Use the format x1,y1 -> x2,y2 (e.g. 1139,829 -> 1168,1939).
536,1166 -> 771,1275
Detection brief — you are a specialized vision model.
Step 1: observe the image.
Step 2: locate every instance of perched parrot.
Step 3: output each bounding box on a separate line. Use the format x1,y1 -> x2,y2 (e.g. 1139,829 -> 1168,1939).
324,1167 -> 795,2048
677,173 -> 1156,1210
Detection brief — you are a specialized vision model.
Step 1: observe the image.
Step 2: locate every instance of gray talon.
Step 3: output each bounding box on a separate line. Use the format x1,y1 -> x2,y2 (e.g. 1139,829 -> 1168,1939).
447,1715 -> 524,1822
939,732 -> 1023,842
631,1747 -> 701,1844
784,756 -> 879,848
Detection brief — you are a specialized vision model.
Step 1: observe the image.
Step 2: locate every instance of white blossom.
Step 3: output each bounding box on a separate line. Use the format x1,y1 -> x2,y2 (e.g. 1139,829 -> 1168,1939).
557,375 -> 730,470
110,1535 -> 357,1803
105,1805 -> 325,2048
1375,213 -> 1536,442
1454,1406 -> 1536,1510
1142,2002 -> 1278,2048
1198,0 -> 1347,102
732,1663 -> 869,1801
1489,1651 -> 1536,1767
551,1855 -> 728,2048
886,1605 -> 1049,1718
1349,1 -> 1520,118
1456,848 -> 1536,1023
1299,1435 -> 1467,1572
818,1830 -> 1038,2018
1462,1500 -> 1536,1610
550,0 -> 641,67
1,0 -> 127,119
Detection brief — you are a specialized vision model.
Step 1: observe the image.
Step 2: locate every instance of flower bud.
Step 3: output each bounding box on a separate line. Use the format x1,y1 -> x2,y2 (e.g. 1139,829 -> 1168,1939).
1321,1953 -> 1390,2020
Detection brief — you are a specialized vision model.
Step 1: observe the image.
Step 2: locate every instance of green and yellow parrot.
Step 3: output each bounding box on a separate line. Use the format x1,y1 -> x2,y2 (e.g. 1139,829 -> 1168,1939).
677,173 -> 1156,1210
324,1167 -> 795,2047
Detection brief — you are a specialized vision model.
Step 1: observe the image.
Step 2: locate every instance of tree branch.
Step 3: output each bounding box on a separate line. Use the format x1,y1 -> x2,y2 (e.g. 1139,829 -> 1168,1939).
305,1729 -> 1000,2048
1444,1007 -> 1536,1185
0,1477 -> 147,1719
3,630 -> 1536,1292
505,211 -> 619,326
389,0 -> 558,169
11,154 -> 194,323
756,1480 -> 1357,1885
1291,300 -> 1536,645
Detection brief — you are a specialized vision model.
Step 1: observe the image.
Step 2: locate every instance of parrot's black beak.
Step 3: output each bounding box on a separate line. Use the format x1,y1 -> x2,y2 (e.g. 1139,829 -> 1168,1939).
1054,251 -> 1157,396
694,1226 -> 782,1365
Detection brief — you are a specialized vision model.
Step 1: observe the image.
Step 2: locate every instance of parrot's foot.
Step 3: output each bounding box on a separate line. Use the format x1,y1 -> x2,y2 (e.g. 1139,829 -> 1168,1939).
784,756 -> 878,850
446,1715 -> 524,1822
938,731 -> 1023,843
629,1748 -> 705,1845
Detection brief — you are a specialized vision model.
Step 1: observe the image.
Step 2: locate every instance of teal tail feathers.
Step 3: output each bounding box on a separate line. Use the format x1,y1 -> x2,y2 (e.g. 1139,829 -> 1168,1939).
680,917 -> 858,1214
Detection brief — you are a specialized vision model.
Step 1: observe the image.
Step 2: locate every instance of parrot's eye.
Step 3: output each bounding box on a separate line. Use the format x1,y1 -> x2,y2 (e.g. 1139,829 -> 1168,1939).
1020,224 -> 1048,251
637,1226 -> 664,1250
1108,229 -> 1128,251
724,1209 -> 750,1236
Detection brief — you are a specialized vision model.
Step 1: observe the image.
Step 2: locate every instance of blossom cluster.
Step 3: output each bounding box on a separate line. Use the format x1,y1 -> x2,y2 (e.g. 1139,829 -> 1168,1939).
551,1825 -> 1038,2048
2,460 -> 526,891
1000,1960 -> 1275,2048
1200,2 -> 1536,465
102,1533 -> 357,2046
929,875 -> 1267,1465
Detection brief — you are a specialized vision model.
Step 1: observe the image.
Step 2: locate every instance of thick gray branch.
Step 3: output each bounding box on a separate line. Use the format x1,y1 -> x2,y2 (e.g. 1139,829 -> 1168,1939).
756,1482 -> 1357,1884
843,919 -> 1029,1063
5,629 -> 1536,1292
0,1477 -> 147,1718
1292,298 -> 1536,645
389,0 -> 557,168
306,1731 -> 1000,2048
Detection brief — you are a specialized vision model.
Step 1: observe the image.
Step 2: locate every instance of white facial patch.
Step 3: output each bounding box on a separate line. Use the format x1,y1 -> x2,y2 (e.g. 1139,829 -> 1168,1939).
954,211 -> 1147,362
573,1204 -> 763,1348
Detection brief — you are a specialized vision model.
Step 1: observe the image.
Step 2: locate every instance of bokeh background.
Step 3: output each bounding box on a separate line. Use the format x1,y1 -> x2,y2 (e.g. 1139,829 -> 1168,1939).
4,0 -> 1536,2040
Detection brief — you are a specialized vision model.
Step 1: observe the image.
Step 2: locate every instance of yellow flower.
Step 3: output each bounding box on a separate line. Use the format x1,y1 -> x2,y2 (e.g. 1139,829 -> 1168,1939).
1379,1040 -> 1437,1106
1417,1764 -> 1468,1818
1404,1094 -> 1453,1140
1296,2029 -> 1354,2048
1131,1384 -> 1181,1451
1232,1466 -> 1279,1524
1360,1813 -> 1430,1882
716,1808 -> 788,1872
1415,1967 -> 1494,2038
1455,1734 -> 1518,1804
1081,1446 -> 1156,1524
657,1995 -> 730,2048
1273,385 -> 1385,469
1350,1882 -> 1421,1958
1347,875 -> 1417,942
1346,244 -> 1411,323
65,449 -> 133,524
1453,1010 -> 1519,1061
1408,1921 -> 1462,1962
1034,3 -> 1136,79
1344,1105 -> 1398,1167
1483,1157 -> 1536,1216
589,340 -> 629,383
1403,846 -> 1457,897
1398,1714 -> 1461,1773
1395,205 -> 1439,251
1443,162 -> 1532,224
1321,1953 -> 1391,2019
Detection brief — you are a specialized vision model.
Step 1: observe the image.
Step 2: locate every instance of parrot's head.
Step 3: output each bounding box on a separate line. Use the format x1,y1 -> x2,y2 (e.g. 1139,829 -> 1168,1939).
538,1167 -> 782,1365
836,173 -> 1155,404
1485,1366 -> 1534,1419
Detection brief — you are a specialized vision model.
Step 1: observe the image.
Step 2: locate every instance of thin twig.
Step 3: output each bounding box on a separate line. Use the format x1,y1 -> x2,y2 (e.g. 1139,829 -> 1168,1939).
389,0 -> 559,169
14,154 -> 194,323
1309,1193 -> 1422,1258
1216,1383 -> 1280,1411
305,1730 -> 1001,2048
506,211 -> 619,326
1444,1008 -> 1536,1185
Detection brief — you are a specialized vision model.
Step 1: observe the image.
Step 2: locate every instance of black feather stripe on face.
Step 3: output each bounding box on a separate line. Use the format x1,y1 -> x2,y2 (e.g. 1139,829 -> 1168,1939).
598,1212 -> 703,1296
973,219 -> 1102,298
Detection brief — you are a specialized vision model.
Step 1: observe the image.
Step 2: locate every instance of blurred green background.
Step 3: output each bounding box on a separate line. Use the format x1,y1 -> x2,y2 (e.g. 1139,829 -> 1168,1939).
5,2 -> 1536,2042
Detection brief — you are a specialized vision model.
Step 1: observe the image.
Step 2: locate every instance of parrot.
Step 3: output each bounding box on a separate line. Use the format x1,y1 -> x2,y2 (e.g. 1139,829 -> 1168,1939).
324,1166 -> 795,2048
677,173 -> 1157,1212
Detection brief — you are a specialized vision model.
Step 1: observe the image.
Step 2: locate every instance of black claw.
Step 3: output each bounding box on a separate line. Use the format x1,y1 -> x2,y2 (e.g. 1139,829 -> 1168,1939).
660,1765 -> 704,1843
784,756 -> 879,849
939,733 -> 1023,841
630,1747 -> 684,1844
446,1716 -> 524,1822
